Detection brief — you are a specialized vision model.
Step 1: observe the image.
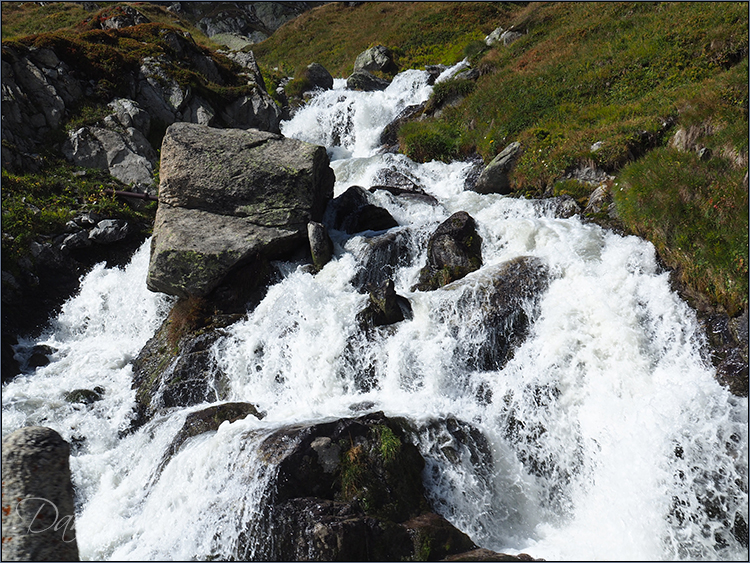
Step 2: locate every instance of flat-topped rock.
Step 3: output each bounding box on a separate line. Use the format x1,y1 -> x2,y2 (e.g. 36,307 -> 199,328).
147,123 -> 334,298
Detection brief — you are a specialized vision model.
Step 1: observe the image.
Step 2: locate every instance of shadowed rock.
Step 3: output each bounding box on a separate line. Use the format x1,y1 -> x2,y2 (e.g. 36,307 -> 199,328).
413,211 -> 483,291
2,427 -> 79,561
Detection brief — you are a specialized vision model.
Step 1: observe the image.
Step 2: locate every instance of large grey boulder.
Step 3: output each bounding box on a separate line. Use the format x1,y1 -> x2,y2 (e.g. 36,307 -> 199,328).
147,123 -> 334,298
2,427 -> 79,561
354,45 -> 398,75
471,141 -> 522,195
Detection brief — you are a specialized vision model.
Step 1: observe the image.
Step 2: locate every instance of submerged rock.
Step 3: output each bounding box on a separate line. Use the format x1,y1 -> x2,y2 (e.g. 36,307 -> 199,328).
357,279 -> 413,328
440,256 -> 550,371
351,228 -> 415,291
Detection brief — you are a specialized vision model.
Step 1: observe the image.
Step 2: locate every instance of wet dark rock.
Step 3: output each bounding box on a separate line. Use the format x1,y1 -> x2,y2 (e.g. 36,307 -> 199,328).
27,344 -> 56,369
444,548 -> 544,561
440,256 -> 550,371
262,412 -> 427,521
346,70 -> 391,92
369,184 -> 439,205
131,328 -> 226,427
267,498 -> 414,561
64,386 -> 105,405
327,185 -> 398,234
1,427 -> 79,561
357,279 -> 413,328
404,512 -> 477,561
372,166 -> 423,192
157,402 -> 264,476
249,412 -> 483,561
2,334 -> 20,383
308,221 -> 333,272
413,211 -> 483,291
704,309 -> 749,397
380,102 -> 426,148
532,195 -> 582,219
425,64 -> 449,84
351,228 -> 414,292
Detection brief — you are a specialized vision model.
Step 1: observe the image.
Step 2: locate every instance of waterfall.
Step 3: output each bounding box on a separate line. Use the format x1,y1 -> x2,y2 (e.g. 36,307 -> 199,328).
2,65 -> 747,561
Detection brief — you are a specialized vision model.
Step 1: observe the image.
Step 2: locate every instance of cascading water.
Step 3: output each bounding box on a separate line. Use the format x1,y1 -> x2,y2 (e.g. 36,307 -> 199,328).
2,65 -> 747,561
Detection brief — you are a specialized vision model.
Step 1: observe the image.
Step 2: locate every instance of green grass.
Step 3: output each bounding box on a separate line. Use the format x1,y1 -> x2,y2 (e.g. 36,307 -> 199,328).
615,148 -> 748,315
1,163 -> 157,271
252,2 -> 516,81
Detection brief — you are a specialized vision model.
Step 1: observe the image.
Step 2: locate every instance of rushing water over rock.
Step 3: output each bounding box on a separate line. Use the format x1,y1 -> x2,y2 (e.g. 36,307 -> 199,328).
2,66 -> 747,561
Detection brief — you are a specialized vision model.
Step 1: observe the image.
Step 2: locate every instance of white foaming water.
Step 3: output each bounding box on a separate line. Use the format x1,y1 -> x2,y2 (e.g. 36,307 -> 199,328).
2,64 -> 747,561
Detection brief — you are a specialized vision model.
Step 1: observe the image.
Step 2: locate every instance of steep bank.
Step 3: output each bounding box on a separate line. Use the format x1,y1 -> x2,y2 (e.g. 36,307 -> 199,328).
254,1 -> 748,319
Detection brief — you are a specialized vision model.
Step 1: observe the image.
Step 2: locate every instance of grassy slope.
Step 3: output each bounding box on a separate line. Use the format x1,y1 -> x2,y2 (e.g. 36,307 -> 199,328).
2,1 -> 747,315
254,1 -> 748,315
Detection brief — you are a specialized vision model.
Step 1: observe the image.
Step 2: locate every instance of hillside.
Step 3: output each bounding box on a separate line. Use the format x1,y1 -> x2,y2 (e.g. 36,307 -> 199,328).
254,1 -> 749,317
1,1 -> 747,319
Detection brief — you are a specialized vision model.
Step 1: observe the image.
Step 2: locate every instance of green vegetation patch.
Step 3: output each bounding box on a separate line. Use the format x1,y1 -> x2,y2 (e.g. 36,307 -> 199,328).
1,163 -> 156,272
253,2 -> 515,83
615,148 -> 748,315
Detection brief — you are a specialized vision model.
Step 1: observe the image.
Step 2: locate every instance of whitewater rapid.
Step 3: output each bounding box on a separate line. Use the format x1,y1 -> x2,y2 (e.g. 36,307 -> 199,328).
2,65 -> 747,561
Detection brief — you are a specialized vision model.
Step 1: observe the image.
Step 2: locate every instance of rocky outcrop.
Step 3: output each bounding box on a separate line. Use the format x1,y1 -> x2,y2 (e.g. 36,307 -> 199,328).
250,412 -> 478,561
327,185 -> 399,235
471,142 -> 522,195
147,123 -> 334,298
2,427 -> 79,562
413,211 -> 483,291
1,24 -> 281,175
169,2 -> 314,46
